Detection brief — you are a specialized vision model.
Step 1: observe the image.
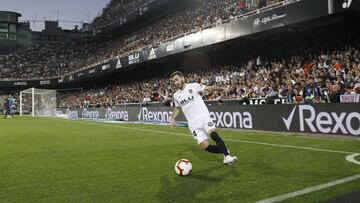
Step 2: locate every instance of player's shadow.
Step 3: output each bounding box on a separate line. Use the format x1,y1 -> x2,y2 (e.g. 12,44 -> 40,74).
157,164 -> 239,203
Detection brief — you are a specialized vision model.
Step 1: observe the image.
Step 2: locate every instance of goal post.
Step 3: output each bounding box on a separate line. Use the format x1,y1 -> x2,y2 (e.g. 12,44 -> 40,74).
20,88 -> 57,117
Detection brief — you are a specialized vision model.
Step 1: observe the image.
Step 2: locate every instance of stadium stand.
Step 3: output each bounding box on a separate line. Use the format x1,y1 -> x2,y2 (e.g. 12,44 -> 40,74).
0,0 -> 284,79
91,0 -> 152,30
55,38 -> 360,108
1,0 -> 359,110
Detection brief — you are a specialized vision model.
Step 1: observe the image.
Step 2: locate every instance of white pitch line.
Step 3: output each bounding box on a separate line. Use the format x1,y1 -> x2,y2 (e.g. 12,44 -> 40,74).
223,138 -> 357,155
223,128 -> 360,142
63,118 -> 360,142
255,174 -> 360,203
78,121 -> 359,155
346,154 -> 360,165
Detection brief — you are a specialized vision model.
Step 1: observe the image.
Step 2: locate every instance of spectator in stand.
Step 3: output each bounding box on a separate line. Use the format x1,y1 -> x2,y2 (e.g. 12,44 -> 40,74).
353,83 -> 360,94
285,83 -> 296,103
328,84 -> 342,103
303,77 -> 321,103
151,90 -> 159,102
265,84 -> 278,104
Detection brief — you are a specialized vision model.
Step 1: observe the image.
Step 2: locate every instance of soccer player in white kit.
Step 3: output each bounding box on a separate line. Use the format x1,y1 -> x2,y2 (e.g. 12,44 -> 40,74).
170,71 -> 237,165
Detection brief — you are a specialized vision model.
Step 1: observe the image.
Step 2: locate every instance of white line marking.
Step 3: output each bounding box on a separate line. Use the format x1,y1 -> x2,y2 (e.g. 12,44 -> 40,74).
223,128 -> 360,142
346,154 -> 360,165
224,138 -> 356,155
78,121 -> 359,155
58,117 -> 360,142
255,174 -> 360,203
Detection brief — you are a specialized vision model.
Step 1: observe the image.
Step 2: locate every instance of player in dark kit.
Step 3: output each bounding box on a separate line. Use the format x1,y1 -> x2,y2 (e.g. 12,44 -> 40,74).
4,95 -> 14,119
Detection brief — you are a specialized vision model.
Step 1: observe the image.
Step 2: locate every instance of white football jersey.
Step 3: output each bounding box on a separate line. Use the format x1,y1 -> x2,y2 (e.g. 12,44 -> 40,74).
173,83 -> 210,126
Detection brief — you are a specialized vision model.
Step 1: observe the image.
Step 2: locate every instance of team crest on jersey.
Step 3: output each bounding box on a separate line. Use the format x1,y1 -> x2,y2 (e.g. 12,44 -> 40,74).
188,89 -> 193,94
208,121 -> 214,127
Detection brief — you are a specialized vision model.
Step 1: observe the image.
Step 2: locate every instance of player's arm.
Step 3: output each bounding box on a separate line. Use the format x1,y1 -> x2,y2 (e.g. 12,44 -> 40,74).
170,106 -> 181,128
204,86 -> 230,93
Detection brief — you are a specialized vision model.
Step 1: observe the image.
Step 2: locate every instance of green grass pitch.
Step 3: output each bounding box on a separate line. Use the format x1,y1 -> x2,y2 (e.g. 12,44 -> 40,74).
0,116 -> 359,202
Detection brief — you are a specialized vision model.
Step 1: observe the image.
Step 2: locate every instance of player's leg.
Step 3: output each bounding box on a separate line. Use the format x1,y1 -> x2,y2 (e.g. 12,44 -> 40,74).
199,139 -> 222,153
191,128 -> 222,154
4,108 -> 8,119
204,120 -> 237,165
203,120 -> 229,156
8,107 -> 12,118
208,128 -> 238,165
207,128 -> 229,156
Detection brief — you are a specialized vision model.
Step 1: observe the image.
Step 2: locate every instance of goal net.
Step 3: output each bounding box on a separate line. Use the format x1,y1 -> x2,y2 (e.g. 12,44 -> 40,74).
20,88 -> 57,117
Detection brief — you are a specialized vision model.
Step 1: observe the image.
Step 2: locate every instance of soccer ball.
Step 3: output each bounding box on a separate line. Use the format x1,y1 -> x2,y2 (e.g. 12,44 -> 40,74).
175,159 -> 192,176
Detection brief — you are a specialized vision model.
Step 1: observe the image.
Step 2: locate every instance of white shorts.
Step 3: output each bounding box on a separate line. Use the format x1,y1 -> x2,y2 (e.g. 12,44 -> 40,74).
188,117 -> 216,144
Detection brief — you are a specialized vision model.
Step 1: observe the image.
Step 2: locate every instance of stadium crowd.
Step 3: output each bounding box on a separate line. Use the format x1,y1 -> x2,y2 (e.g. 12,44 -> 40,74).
0,0 -> 284,79
91,0 -> 283,30
91,0 -> 151,30
1,0 -> 359,109
56,42 -> 360,108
